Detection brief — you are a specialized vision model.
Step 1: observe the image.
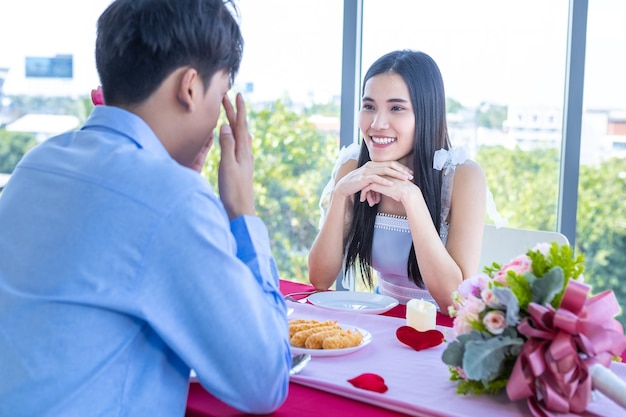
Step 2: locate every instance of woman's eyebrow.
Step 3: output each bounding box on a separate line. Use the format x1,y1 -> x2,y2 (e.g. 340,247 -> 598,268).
361,96 -> 409,103
387,97 -> 410,103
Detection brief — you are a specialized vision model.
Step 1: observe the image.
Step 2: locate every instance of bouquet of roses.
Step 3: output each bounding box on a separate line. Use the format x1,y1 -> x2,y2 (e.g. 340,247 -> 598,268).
442,242 -> 626,415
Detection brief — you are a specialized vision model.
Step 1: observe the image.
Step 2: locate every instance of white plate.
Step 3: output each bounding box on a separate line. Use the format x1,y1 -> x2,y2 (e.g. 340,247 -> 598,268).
290,323 -> 372,357
307,291 -> 399,314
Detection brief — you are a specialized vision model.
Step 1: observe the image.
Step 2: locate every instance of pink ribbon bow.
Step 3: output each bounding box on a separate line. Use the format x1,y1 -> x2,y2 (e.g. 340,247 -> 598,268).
506,280 -> 626,416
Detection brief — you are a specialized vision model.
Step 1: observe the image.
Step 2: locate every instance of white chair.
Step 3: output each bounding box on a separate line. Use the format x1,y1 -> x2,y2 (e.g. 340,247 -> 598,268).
479,224 -> 570,270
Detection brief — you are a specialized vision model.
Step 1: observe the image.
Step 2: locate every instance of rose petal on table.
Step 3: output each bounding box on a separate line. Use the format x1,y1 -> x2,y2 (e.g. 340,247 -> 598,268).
396,326 -> 444,351
347,373 -> 388,393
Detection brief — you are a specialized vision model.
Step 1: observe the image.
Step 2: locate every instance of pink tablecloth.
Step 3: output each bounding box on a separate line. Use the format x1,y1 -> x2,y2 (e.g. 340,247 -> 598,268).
287,302 -> 626,417
185,280 -> 626,417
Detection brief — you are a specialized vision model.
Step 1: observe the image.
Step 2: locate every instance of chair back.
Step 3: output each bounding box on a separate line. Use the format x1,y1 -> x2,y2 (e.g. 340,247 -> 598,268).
479,224 -> 569,270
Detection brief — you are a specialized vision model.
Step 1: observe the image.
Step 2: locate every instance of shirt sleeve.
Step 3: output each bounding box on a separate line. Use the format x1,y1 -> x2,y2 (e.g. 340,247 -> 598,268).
230,215 -> 280,289
138,187 -> 291,414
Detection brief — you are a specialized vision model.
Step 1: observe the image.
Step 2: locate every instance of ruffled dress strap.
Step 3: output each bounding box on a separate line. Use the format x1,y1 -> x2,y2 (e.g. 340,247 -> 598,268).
318,142 -> 361,228
433,147 -> 507,230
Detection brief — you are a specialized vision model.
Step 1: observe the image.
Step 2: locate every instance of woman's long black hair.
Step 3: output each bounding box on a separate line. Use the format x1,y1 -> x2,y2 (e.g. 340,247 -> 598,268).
344,50 -> 451,289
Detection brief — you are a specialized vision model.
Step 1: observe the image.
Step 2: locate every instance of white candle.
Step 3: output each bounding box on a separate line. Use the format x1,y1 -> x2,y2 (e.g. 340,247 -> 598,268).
589,363 -> 626,409
406,298 -> 436,331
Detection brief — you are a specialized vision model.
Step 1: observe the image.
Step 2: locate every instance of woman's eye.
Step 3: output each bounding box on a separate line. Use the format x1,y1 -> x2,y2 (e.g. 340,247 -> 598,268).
391,105 -> 405,111
361,104 -> 374,110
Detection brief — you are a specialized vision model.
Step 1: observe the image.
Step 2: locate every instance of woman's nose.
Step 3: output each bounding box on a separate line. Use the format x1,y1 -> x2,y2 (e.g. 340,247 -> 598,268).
370,112 -> 389,129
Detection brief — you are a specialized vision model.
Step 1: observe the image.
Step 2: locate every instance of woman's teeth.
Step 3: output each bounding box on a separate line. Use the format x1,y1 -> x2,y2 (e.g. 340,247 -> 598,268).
371,136 -> 396,145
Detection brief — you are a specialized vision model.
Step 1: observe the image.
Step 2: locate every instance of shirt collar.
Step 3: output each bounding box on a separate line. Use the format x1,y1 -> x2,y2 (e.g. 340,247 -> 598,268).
82,105 -> 170,159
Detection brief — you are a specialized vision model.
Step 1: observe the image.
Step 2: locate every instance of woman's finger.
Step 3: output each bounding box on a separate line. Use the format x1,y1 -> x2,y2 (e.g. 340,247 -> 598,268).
366,191 -> 381,207
363,161 -> 413,179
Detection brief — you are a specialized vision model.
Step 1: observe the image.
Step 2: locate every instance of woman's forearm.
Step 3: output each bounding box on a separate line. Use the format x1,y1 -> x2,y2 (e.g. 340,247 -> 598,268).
308,191 -> 351,290
402,188 -> 463,312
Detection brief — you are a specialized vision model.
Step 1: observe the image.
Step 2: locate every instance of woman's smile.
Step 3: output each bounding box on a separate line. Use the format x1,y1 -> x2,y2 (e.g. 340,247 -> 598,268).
370,136 -> 397,145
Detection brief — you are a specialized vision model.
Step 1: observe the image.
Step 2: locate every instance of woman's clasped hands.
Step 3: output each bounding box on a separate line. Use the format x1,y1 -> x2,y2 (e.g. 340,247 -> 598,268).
336,160 -> 414,207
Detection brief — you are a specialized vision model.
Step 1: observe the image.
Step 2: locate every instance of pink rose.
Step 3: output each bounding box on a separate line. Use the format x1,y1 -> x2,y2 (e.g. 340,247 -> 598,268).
495,255 -> 531,284
480,288 -> 501,308
483,310 -> 507,335
91,86 -> 105,106
464,295 -> 486,315
453,313 -> 475,335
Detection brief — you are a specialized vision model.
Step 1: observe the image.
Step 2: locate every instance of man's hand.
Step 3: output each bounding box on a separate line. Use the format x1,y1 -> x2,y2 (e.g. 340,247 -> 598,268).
186,132 -> 214,173
218,93 -> 255,219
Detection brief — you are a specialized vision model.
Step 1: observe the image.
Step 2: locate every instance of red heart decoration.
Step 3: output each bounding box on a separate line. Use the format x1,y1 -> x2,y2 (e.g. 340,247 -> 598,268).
396,326 -> 444,351
347,373 -> 388,393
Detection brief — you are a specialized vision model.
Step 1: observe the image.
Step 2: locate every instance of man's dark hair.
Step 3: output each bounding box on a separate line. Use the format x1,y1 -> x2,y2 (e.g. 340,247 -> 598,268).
95,0 -> 243,105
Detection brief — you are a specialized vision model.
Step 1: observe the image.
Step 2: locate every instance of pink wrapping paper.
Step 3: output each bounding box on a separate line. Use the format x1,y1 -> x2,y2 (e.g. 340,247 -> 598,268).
288,301 -> 626,417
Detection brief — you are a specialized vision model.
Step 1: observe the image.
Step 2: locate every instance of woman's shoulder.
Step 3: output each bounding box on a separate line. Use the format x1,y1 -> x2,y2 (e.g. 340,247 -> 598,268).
333,143 -> 360,180
455,159 -> 484,176
452,160 -> 486,188
336,158 -> 359,181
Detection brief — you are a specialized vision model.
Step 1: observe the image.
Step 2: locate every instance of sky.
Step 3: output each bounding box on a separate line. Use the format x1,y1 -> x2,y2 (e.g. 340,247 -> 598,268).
0,0 -> 624,112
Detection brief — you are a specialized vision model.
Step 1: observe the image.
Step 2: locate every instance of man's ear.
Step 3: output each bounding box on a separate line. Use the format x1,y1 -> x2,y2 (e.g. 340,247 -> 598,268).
177,68 -> 198,112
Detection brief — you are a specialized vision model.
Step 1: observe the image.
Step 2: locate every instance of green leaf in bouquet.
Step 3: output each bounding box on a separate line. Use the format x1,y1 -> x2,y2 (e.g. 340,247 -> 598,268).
442,340 -> 465,367
442,330 -> 485,368
528,242 -> 584,281
453,375 -> 510,396
492,287 -> 520,326
483,262 -> 502,278
528,248 -> 551,276
532,266 -> 564,306
505,272 -> 532,310
501,327 -> 524,356
462,336 -> 524,383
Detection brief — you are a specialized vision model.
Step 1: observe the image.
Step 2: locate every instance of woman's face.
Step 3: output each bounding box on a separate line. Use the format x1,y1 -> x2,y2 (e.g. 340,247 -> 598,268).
359,72 -> 416,165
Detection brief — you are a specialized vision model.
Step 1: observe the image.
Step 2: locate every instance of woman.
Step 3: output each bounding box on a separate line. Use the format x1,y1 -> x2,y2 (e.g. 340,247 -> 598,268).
308,50 -> 488,314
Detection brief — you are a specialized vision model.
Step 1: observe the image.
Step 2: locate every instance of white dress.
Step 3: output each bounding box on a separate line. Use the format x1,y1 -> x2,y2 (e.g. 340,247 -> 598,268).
318,143 -> 505,310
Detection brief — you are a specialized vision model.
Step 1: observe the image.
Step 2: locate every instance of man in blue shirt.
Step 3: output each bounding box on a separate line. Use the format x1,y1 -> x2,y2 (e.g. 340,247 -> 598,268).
0,0 -> 291,416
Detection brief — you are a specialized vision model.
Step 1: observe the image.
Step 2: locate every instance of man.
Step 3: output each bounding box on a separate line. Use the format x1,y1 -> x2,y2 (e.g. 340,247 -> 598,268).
0,0 -> 291,415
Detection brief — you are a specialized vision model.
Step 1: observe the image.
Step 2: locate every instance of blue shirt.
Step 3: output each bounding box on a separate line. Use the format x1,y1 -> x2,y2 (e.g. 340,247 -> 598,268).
0,106 -> 291,416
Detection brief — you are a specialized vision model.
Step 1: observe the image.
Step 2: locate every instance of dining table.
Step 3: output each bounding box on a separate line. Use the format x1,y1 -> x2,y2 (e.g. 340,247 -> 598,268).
184,279 -> 626,417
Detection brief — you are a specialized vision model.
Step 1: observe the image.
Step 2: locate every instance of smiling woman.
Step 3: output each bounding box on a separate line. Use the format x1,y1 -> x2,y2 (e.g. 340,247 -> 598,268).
308,50 -> 488,315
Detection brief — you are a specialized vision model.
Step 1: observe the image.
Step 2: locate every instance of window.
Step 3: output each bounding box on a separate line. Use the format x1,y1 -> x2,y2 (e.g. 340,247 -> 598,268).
360,0 -> 569,231
576,0 -> 626,322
